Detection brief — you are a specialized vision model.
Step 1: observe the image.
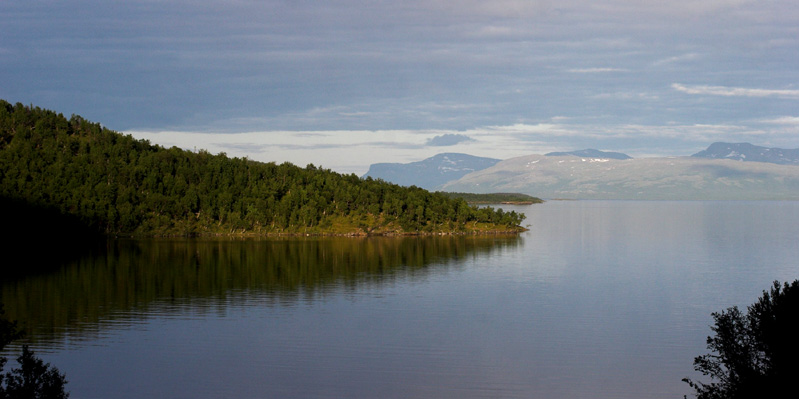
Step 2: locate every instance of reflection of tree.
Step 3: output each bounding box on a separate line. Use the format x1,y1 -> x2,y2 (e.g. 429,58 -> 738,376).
2,236 -> 518,347
684,280 -> 799,399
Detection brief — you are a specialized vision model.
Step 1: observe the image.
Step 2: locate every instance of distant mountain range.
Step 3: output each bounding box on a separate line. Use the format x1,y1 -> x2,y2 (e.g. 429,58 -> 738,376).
362,153 -> 500,189
691,142 -> 799,165
365,143 -> 799,200
439,155 -> 799,200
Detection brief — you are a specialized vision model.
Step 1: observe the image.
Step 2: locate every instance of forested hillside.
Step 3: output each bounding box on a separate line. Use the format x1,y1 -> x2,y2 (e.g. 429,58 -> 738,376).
0,101 -> 524,236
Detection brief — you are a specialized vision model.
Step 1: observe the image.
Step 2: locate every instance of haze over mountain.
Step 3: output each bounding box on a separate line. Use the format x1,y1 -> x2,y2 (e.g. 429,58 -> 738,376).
363,153 -> 501,190
545,149 -> 632,160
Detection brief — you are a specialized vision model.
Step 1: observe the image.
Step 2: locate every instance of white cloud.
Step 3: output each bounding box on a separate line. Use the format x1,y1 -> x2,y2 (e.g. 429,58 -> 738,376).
652,53 -> 699,66
672,83 -> 799,99
761,116 -> 799,125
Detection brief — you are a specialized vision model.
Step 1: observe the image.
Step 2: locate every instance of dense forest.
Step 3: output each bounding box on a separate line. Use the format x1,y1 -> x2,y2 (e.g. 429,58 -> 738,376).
0,101 -> 525,237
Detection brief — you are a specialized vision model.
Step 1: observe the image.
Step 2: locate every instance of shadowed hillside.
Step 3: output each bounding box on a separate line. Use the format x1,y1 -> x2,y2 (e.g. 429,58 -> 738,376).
0,101 -> 525,238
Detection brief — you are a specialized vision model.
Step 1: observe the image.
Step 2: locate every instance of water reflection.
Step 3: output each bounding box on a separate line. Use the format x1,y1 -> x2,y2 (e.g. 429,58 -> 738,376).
4,202 -> 799,399
2,235 -> 519,348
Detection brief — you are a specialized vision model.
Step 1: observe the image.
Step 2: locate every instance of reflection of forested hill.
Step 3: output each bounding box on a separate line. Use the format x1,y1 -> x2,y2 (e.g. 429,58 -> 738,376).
1,236 -> 520,346
0,101 -> 524,237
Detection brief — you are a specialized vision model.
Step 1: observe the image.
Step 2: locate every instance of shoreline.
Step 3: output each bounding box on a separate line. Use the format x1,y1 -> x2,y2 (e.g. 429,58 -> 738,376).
120,227 -> 528,239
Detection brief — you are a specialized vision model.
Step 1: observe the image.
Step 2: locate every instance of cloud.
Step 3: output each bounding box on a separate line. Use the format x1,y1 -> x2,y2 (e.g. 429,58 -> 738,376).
419,0 -> 553,18
672,83 -> 799,99
466,25 -> 520,38
760,116 -> 799,125
652,53 -> 699,66
591,91 -> 659,101
581,0 -> 758,19
6,0 -> 799,165
426,133 -> 474,146
568,68 -> 629,73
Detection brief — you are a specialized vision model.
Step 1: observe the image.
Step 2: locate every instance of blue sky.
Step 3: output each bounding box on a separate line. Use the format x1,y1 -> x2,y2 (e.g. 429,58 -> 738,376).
3,1 -> 798,173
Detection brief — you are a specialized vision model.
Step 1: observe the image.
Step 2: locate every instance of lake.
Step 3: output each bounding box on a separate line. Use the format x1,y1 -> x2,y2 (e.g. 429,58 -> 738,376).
3,201 -> 798,398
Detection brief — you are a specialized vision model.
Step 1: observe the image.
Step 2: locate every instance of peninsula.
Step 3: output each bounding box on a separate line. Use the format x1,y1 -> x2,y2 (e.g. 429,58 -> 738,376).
0,101 -> 525,237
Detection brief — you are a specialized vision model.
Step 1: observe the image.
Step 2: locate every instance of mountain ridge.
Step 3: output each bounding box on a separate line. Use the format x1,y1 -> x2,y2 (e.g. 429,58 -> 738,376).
365,143 -> 799,199
362,153 -> 501,189
691,142 -> 799,165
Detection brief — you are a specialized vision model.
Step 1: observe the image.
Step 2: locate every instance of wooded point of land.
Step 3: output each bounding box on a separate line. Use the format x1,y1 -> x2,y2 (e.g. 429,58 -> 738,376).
0,101 -> 525,237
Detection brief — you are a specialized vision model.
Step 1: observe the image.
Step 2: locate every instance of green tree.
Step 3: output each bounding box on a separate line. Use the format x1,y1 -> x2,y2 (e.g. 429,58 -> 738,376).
684,280 -> 799,399
0,304 -> 69,399
1,347 -> 69,399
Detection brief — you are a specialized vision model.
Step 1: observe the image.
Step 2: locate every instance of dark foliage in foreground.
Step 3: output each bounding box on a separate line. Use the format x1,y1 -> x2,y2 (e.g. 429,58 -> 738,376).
0,304 -> 69,399
0,100 -> 524,236
684,280 -> 799,399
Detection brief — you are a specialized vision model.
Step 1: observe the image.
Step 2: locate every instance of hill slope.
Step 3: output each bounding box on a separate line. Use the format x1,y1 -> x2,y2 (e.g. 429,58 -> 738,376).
0,101 -> 525,236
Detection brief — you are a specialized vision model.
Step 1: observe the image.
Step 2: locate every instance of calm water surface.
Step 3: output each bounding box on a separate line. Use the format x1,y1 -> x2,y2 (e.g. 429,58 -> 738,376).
3,201 -> 799,398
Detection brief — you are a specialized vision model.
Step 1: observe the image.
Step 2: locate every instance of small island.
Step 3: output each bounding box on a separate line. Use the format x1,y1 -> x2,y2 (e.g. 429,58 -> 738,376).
0,101 -> 526,237
437,192 -> 543,205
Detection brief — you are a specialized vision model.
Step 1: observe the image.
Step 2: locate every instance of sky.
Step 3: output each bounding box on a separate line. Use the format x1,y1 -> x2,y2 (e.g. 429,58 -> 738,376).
2,0 -> 798,174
